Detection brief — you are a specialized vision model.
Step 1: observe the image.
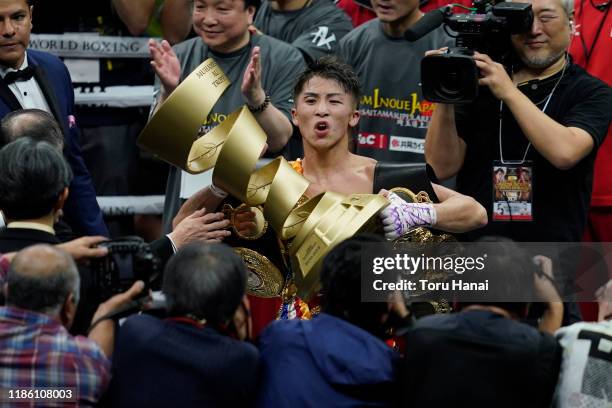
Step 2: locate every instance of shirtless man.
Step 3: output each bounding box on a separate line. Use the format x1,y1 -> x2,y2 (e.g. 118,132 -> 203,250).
292,57 -> 487,238
175,57 -> 487,238
172,58 -> 487,336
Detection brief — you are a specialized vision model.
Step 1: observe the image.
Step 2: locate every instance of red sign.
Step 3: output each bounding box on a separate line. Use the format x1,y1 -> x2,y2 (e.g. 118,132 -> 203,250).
357,133 -> 388,149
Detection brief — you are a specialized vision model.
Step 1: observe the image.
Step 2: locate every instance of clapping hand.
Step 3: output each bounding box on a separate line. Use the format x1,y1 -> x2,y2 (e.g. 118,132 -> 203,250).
241,46 -> 266,108
149,39 -> 181,98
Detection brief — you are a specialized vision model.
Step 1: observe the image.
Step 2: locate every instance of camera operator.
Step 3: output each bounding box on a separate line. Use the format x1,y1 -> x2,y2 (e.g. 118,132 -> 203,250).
0,244 -> 144,405
425,0 -> 612,244
106,242 -> 258,407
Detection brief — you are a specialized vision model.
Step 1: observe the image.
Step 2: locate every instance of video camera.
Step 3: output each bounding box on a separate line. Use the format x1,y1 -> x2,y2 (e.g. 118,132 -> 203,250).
405,0 -> 534,103
91,237 -> 161,302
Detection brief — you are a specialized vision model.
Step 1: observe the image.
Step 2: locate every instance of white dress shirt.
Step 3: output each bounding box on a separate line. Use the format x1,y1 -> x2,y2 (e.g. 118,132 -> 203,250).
0,51 -> 52,112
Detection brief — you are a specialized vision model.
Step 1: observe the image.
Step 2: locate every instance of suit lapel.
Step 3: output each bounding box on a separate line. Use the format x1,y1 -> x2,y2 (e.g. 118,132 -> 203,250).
32,64 -> 68,134
0,76 -> 23,111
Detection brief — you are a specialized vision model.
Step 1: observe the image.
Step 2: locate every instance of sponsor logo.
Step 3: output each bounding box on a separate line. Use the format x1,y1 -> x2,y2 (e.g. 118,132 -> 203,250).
310,26 -> 337,49
360,88 -> 434,116
359,88 -> 435,128
357,132 -> 388,149
389,136 -> 425,154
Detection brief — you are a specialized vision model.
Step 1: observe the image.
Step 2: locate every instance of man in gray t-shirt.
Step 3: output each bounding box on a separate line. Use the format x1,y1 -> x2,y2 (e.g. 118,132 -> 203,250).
339,0 -> 452,163
254,0 -> 352,62
149,0 -> 305,232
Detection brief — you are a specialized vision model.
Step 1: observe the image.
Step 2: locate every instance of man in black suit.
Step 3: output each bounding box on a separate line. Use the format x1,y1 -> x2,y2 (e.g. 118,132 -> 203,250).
0,137 -> 82,317
0,0 -> 107,236
0,137 -> 71,253
0,138 -> 132,334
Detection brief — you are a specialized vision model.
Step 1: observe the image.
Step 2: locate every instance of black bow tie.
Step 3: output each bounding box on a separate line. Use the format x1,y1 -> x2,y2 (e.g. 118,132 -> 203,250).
3,66 -> 35,84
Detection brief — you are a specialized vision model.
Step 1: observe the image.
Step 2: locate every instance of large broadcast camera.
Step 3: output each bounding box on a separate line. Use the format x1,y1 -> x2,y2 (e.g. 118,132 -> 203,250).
405,0 -> 534,103
91,237 -> 161,302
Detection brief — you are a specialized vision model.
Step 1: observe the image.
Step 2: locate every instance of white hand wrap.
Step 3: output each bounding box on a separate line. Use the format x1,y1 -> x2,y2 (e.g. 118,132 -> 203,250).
379,191 -> 437,240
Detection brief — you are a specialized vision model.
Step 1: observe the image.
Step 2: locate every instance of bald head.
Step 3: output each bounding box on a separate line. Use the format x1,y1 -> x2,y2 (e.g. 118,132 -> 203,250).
6,245 -> 79,315
0,109 -> 64,150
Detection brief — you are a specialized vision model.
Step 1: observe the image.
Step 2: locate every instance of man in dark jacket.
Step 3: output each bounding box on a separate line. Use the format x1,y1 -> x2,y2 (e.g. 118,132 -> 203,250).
0,0 -> 107,236
257,235 -> 398,407
107,243 -> 259,407
397,239 -> 563,408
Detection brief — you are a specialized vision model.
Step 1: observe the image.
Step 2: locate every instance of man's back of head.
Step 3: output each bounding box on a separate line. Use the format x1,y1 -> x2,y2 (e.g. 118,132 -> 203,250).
320,234 -> 389,337
459,236 -> 536,318
0,137 -> 73,222
163,242 -> 247,325
6,244 -> 79,317
1,244 -> 111,405
256,234 -> 397,408
397,237 -> 561,407
0,109 -> 64,150
107,242 -> 257,407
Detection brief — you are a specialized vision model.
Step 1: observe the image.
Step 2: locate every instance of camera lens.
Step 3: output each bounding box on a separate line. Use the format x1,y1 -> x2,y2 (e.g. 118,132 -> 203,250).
439,71 -> 462,97
421,51 -> 480,103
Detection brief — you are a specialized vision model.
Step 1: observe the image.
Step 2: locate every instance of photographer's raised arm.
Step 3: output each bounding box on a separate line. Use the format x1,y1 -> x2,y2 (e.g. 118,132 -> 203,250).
474,52 -> 595,170
88,281 -> 146,357
424,103 -> 467,181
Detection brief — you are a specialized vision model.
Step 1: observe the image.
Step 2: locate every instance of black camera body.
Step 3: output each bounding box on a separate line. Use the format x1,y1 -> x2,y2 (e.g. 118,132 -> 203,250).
91,237 -> 161,301
416,1 -> 533,103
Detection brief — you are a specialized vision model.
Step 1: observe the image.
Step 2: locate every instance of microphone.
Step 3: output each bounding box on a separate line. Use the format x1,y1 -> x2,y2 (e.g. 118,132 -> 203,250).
404,8 -> 446,41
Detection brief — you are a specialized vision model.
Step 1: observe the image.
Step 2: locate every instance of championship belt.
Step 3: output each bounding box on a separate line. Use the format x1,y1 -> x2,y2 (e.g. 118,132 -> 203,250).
375,162 -> 455,316
373,162 -> 440,202
138,59 -> 389,299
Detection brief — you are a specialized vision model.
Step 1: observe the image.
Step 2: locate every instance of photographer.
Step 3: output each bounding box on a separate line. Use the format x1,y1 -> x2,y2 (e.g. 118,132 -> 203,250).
424,0 -> 612,243
106,243 -> 258,407
396,238 -> 563,407
0,244 -> 144,405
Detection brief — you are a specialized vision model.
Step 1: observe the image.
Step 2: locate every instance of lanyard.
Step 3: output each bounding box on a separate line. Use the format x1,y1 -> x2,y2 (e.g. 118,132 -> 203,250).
578,0 -> 611,67
498,58 -> 568,164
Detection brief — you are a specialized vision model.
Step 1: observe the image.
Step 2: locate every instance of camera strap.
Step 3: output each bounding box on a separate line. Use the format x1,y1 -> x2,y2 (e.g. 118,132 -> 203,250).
498,56 -> 568,165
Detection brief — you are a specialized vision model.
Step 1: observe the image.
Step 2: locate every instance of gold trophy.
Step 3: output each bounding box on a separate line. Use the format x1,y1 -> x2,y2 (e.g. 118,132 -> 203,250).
138,59 -> 389,299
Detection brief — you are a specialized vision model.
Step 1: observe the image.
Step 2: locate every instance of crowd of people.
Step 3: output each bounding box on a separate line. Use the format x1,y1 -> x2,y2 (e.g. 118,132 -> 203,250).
0,0 -> 611,406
